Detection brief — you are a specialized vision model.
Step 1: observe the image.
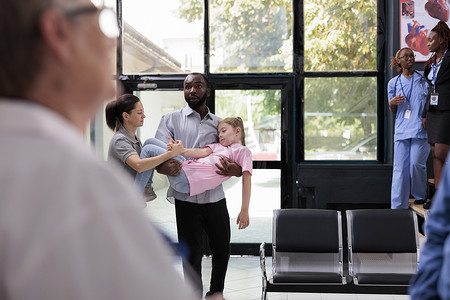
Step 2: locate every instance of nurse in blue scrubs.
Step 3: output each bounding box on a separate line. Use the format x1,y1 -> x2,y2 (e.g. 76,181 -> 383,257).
388,47 -> 430,209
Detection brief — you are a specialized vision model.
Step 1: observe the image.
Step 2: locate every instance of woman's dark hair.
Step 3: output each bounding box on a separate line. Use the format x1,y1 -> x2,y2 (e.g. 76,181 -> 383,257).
425,21 -> 450,71
105,94 -> 141,132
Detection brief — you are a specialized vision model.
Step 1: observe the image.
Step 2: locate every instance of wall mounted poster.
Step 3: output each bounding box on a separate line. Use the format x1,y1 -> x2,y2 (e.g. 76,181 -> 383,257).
400,0 -> 449,61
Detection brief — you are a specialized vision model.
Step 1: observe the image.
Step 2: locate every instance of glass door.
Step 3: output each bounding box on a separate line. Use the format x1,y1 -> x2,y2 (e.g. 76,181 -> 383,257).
133,90 -> 186,242
131,85 -> 286,252
215,89 -> 281,245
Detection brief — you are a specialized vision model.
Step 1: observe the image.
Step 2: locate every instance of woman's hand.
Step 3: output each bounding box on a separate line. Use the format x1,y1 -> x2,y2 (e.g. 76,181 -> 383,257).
389,94 -> 406,111
422,118 -> 427,130
167,137 -> 184,156
236,210 -> 249,230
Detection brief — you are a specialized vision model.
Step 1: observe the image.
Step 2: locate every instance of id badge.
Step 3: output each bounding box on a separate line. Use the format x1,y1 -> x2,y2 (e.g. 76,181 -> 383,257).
430,93 -> 439,106
404,109 -> 411,119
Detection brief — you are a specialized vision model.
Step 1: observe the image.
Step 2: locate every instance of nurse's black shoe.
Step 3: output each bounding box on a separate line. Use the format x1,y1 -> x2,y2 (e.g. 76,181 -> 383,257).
423,201 -> 432,209
414,199 -> 427,205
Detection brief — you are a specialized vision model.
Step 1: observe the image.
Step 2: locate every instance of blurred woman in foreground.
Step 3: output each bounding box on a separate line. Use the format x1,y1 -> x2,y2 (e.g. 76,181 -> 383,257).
0,0 -> 196,299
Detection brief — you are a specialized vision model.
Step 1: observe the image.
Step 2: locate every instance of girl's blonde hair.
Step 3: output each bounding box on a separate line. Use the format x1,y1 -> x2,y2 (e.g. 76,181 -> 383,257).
390,47 -> 412,73
219,117 -> 246,146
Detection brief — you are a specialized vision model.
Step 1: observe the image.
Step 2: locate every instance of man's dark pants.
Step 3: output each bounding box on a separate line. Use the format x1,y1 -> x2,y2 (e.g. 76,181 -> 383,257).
175,198 -> 231,296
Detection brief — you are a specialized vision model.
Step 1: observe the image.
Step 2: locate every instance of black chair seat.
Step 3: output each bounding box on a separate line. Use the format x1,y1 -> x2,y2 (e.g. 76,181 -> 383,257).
355,273 -> 413,285
260,210 -> 345,300
273,272 -> 344,284
346,210 -> 419,289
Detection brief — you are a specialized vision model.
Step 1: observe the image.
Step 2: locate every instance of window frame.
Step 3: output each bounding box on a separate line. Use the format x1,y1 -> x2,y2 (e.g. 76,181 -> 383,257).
115,0 -> 385,201
295,0 -> 385,164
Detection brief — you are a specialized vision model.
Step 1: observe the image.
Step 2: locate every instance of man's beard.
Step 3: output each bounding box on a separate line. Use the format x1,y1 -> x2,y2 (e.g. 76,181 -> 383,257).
186,92 -> 207,110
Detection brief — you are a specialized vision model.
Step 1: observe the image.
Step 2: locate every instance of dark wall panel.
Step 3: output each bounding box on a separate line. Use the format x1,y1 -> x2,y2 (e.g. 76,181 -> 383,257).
296,164 -> 392,209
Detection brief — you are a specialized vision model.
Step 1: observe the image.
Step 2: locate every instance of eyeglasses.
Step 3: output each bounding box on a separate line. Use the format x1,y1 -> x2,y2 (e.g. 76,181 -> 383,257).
64,4 -> 119,39
399,54 -> 416,60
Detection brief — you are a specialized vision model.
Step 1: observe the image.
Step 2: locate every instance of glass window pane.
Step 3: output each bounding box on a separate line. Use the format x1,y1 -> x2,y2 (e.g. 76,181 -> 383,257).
215,90 -> 281,161
210,0 -> 293,73
136,91 -> 186,142
88,106 -> 110,161
226,169 -> 280,243
137,91 -> 187,241
304,77 -> 377,161
304,0 -> 377,71
87,80 -> 118,161
121,0 -> 204,74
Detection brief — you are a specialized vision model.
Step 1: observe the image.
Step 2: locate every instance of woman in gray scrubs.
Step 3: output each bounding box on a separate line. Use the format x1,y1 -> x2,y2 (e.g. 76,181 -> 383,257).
106,93 -> 182,201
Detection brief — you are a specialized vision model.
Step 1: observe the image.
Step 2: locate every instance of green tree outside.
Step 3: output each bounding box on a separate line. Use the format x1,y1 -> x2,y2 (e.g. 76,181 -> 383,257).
178,0 -> 378,156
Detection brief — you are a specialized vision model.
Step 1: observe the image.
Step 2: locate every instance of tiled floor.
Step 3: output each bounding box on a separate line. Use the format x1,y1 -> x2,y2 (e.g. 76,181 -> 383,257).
171,256 -> 411,300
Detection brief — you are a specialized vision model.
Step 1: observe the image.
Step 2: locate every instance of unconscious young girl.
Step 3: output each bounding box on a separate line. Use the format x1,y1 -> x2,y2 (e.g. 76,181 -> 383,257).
135,117 -> 252,229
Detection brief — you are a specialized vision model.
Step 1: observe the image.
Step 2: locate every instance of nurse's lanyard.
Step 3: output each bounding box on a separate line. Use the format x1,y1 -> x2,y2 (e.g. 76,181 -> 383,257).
399,72 -> 414,111
431,50 -> 446,92
393,70 -> 421,95
430,50 -> 446,106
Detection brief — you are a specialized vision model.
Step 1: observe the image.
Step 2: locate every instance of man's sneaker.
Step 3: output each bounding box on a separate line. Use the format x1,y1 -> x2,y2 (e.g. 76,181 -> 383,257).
423,200 -> 432,209
144,186 -> 157,202
414,199 -> 427,205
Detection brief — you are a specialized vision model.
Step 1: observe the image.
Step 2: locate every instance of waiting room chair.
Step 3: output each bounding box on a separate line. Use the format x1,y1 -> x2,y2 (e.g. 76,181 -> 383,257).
346,209 -> 420,286
259,209 -> 346,300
